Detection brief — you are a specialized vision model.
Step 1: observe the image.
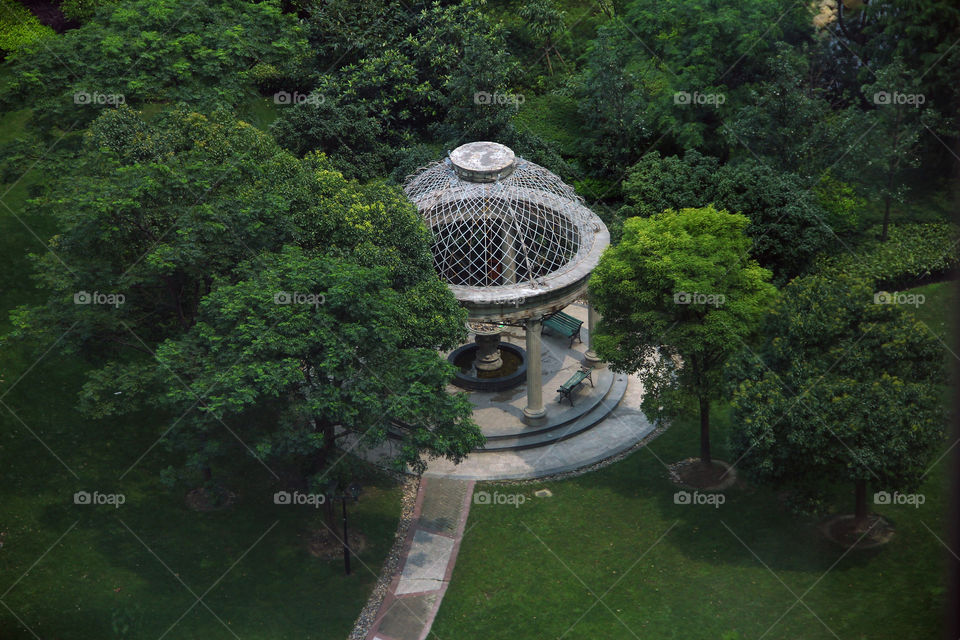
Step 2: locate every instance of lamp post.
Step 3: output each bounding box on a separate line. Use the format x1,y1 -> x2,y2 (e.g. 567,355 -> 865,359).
327,481 -> 363,576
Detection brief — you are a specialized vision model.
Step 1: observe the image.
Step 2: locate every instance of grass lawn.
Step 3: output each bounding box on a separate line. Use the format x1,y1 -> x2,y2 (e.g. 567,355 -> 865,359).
514,93 -> 583,159
0,109 -> 401,640
432,282 -> 954,640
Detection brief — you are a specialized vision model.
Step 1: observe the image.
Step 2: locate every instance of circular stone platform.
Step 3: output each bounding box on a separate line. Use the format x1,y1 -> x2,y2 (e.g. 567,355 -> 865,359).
360,303 -> 654,480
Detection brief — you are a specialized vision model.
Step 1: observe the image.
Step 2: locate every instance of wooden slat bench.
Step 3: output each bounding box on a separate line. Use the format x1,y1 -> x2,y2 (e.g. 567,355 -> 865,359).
556,366 -> 594,406
543,311 -> 583,347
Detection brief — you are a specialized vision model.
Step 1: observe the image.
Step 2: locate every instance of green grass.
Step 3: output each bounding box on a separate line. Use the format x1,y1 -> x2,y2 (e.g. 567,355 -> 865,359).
905,280 -> 956,345
434,418 -> 949,639
513,93 -> 584,158
237,96 -> 281,132
0,106 -> 400,639
433,284 -> 954,639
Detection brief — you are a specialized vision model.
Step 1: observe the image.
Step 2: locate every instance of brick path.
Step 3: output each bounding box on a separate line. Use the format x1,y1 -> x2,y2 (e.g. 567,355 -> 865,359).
365,477 -> 474,640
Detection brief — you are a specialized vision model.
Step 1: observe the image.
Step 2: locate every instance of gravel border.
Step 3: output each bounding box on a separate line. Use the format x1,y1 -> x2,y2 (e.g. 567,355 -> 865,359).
348,473 -> 420,640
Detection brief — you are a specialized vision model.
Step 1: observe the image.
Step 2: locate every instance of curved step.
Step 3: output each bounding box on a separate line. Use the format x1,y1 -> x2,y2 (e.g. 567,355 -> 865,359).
482,368 -> 615,442
475,372 -> 629,451
423,373 -> 657,480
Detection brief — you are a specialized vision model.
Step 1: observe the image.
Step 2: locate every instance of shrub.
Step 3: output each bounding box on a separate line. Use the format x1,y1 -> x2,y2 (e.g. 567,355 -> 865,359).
0,0 -> 55,57
816,222 -> 960,288
60,0 -> 117,22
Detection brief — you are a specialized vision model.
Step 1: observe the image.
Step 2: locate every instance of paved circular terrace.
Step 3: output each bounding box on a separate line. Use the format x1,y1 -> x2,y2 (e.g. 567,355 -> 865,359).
361,303 -> 654,481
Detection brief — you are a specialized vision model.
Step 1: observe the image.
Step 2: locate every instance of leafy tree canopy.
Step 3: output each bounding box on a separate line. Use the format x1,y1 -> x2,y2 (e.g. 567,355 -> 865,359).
271,0 -> 520,180
0,0 -> 55,57
152,246 -> 481,483
11,106 -> 466,421
727,273 -> 947,516
590,205 -> 777,462
2,0 -> 307,132
620,151 -> 835,282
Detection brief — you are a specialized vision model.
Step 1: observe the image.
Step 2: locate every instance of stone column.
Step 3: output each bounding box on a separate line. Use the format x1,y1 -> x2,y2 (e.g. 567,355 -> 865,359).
523,316 -> 547,424
584,302 -> 602,367
501,225 -> 518,285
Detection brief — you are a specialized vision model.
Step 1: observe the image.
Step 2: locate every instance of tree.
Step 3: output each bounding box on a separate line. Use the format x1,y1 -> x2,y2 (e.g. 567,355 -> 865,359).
861,61 -> 941,242
571,22 -> 648,176
272,0 -> 519,175
153,247 -> 482,489
590,206 -> 777,471
579,0 -> 811,157
0,0 -> 55,58
728,273 -> 946,531
8,106 -> 475,486
1,0 -> 308,132
619,151 -> 835,282
810,0 -> 960,189
518,0 -> 566,75
721,43 -> 860,183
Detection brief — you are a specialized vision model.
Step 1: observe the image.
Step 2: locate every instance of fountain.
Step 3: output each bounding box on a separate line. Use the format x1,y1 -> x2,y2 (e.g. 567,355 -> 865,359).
448,322 -> 526,391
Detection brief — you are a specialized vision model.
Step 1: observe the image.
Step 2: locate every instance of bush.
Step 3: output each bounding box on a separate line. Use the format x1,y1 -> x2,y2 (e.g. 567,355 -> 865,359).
816,222 -> 960,288
2,0 -> 307,130
0,0 -> 55,57
60,0 -> 117,22
620,151 -> 833,282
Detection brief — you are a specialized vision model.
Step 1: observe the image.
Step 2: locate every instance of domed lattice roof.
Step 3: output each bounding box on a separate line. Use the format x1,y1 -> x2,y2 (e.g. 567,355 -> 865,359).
403,142 -> 609,322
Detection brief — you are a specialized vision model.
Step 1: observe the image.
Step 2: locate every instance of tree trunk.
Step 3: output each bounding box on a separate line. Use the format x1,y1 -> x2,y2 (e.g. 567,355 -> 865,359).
854,479 -> 868,531
881,158 -> 895,242
699,396 -> 712,465
880,108 -> 904,243
324,494 -> 337,529
881,192 -> 891,242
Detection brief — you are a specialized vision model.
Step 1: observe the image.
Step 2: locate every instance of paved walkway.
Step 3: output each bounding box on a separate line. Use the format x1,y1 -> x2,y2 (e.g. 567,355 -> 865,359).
365,477 -> 474,640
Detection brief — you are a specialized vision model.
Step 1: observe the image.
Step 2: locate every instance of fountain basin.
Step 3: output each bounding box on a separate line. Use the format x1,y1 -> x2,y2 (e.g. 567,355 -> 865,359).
449,342 -> 527,391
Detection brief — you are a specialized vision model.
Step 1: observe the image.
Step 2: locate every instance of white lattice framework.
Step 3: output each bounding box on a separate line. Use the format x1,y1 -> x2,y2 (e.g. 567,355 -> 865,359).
404,155 -> 596,290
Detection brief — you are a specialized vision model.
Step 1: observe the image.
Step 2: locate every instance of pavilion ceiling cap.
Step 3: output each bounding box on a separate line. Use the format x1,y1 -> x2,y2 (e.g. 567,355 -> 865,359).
449,141 -> 516,182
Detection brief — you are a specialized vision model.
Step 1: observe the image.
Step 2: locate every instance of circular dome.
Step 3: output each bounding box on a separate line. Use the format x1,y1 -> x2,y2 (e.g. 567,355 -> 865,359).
404,142 -> 609,322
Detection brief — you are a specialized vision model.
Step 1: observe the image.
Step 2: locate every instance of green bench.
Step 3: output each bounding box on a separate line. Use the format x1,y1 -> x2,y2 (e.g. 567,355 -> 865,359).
542,311 -> 583,347
556,366 -> 594,406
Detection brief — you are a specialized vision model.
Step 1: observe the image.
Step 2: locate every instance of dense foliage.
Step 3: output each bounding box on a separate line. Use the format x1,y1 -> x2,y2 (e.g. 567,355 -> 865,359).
9,106 -> 478,485
271,0 -> 521,180
619,151 -> 836,281
727,273 -> 947,520
2,0 -> 955,540
817,223 -> 960,288
590,206 -> 777,464
0,0 -> 55,56
2,0 -> 307,131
